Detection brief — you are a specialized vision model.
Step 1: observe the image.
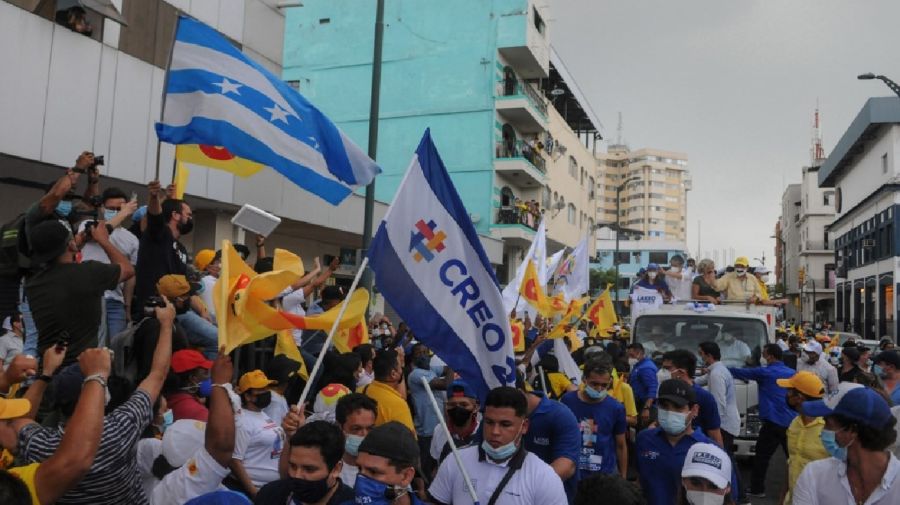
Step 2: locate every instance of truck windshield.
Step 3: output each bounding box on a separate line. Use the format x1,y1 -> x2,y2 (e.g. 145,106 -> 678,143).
633,316 -> 768,368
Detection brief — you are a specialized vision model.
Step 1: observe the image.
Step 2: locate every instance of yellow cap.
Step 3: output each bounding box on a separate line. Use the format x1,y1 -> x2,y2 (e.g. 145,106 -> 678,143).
194,249 -> 216,271
0,397 -> 31,420
734,256 -> 750,267
157,275 -> 193,298
238,370 -> 276,393
776,371 -> 825,398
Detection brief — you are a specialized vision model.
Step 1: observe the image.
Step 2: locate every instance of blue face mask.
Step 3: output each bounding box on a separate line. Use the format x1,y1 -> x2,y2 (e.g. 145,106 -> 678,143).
345,434 -> 364,457
874,364 -> 888,379
584,385 -> 608,401
354,474 -> 405,505
161,409 -> 174,433
820,429 -> 848,461
481,423 -> 523,461
197,378 -> 212,398
103,208 -> 118,221
657,408 -> 689,435
55,200 -> 73,217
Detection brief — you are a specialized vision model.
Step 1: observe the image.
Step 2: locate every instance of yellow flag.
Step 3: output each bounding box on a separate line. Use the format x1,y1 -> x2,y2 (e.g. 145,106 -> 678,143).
510,319 -> 526,352
176,144 -> 265,178
586,287 -> 618,337
519,261 -> 567,318
548,297 -> 586,339
274,330 -> 308,380
279,289 -> 371,353
174,161 -> 190,199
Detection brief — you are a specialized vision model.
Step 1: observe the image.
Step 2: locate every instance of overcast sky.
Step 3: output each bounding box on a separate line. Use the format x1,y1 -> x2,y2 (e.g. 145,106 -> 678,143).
551,0 -> 900,265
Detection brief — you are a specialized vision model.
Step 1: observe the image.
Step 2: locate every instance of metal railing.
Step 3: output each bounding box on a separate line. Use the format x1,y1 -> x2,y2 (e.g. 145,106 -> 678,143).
495,140 -> 546,172
497,78 -> 548,117
496,206 -> 540,230
805,240 -> 830,251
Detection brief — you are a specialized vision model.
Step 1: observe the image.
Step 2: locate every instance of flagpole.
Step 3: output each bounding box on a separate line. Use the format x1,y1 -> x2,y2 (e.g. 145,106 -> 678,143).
296,256 -> 369,409
155,11 -> 182,181
419,375 -> 481,505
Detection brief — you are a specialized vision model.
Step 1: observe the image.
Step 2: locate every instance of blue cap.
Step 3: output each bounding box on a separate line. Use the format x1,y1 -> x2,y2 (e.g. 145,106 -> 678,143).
647,263 -> 660,271
637,268 -> 647,276
184,490 -> 251,505
802,387 -> 892,429
447,379 -> 477,400
132,205 -> 148,222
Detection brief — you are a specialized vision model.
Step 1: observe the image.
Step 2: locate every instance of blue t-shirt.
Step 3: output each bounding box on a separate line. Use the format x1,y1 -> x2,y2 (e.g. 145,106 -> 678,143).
523,392 -> 581,501
559,391 -> 627,476
408,367 -> 441,437
691,384 -> 721,433
636,428 -> 714,505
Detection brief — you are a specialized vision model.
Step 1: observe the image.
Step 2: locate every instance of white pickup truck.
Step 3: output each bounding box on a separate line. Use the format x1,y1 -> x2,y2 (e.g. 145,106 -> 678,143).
631,302 -> 778,458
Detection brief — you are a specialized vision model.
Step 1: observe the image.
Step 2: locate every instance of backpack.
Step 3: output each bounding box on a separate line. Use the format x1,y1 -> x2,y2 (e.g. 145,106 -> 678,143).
0,213 -> 29,279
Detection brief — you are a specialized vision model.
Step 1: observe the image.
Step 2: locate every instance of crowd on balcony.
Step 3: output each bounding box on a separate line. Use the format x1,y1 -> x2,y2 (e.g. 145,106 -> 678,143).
497,197 -> 542,229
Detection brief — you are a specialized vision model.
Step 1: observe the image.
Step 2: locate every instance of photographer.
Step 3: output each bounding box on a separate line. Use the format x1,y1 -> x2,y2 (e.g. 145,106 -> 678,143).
24,218 -> 134,365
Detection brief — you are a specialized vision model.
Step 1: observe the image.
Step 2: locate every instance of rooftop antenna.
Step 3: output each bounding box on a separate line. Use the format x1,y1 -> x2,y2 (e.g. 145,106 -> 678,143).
616,112 -> 624,146
810,100 -> 825,165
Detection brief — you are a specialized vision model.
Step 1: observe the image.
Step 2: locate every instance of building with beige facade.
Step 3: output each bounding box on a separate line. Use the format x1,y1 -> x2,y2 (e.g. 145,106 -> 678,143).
596,145 -> 691,242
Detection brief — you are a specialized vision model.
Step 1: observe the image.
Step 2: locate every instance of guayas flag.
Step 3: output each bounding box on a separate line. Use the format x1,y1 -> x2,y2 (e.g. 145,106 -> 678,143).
519,260 -> 562,318
176,144 -> 265,178
279,289 -> 370,353
548,297 -> 587,339
510,319 -> 526,352
586,287 -> 618,337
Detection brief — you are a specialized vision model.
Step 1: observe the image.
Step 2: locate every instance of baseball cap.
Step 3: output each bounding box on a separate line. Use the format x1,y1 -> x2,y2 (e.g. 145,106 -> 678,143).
321,285 -> 344,304
157,274 -> 199,298
734,256 -> 749,267
802,341 -> 823,355
841,346 -> 861,362
358,421 -> 419,467
171,349 -> 213,374
874,350 -> 900,369
801,382 -> 862,416
658,379 -> 696,407
447,379 -> 477,400
29,220 -> 71,265
51,363 -> 85,408
681,443 -> 731,489
184,491 -> 251,505
264,355 -> 302,385
803,386 -> 892,429
776,371 -> 825,398
162,419 -> 207,467
194,249 -> 216,271
754,265 -> 771,275
0,396 -> 31,420
238,370 -> 276,393
647,263 -> 660,271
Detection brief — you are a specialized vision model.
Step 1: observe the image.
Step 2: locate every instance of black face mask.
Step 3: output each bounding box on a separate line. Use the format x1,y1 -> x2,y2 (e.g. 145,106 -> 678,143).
252,391 -> 272,409
291,475 -> 333,504
177,218 -> 194,235
447,406 -> 473,427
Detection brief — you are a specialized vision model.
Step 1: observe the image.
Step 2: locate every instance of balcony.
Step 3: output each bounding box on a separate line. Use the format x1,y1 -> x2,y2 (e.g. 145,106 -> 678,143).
496,78 -> 548,133
496,4 -> 550,78
803,240 -> 831,252
492,206 -> 539,247
495,140 -> 546,188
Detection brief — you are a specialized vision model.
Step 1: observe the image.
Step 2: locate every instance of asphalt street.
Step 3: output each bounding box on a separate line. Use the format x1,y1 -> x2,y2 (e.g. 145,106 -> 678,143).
740,448 -> 787,505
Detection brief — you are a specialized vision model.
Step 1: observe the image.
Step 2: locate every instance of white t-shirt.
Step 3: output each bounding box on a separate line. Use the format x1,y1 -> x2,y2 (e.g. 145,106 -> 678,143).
199,275 -> 217,325
137,437 -> 163,499
150,446 -> 230,505
280,287 -> 306,346
429,446 -> 567,505
668,267 -> 694,301
80,227 -> 139,302
262,391 -> 289,426
430,414 -> 482,461
233,409 -> 286,488
793,453 -> 900,505
340,461 -> 359,488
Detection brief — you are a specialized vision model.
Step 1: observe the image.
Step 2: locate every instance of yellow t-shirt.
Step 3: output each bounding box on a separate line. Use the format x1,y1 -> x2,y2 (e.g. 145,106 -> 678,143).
9,462 -> 40,505
360,380 -> 416,437
757,278 -> 770,301
784,416 -> 829,504
610,379 -> 638,418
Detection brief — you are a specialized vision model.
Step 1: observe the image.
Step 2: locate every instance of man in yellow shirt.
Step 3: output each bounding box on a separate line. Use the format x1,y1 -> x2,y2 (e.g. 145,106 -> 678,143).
609,365 -> 638,427
775,370 -> 829,505
713,257 -> 762,303
360,348 -> 416,436
752,265 -> 789,306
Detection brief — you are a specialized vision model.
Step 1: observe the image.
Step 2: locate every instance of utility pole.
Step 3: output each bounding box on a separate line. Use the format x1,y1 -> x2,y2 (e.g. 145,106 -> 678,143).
360,0 -> 385,297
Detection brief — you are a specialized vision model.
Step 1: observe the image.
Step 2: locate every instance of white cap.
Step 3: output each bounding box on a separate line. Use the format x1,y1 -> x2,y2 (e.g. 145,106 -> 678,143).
821,381 -> 864,410
802,341 -> 823,355
682,442 -> 731,489
755,265 -> 771,275
161,419 -> 206,468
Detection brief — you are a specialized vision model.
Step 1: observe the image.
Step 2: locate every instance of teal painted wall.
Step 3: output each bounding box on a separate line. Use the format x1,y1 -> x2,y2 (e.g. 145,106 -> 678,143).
282,0 -> 529,234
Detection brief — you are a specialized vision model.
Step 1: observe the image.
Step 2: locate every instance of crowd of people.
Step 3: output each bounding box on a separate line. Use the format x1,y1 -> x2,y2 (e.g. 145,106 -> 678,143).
0,152 -> 899,505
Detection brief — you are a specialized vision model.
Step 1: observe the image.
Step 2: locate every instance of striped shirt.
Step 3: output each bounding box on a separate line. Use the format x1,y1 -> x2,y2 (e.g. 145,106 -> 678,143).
18,389 -> 153,505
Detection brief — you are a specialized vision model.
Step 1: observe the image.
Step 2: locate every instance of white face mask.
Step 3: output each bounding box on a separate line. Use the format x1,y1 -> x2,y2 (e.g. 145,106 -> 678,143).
658,368 -> 672,382
685,489 -> 726,505
628,357 -> 638,367
760,275 -> 769,283
648,272 -> 658,280
760,356 -> 768,367
734,268 -> 746,275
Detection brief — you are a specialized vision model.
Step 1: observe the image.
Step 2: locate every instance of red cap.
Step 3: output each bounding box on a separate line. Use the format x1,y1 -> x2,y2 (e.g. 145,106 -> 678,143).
171,349 -> 213,373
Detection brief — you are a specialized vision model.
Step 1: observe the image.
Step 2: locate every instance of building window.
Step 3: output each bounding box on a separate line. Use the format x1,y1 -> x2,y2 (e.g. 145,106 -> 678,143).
542,187 -> 551,208
567,203 -> 576,224
824,191 -> 834,206
569,156 -> 578,178
533,7 -> 546,34
648,252 -> 669,264
883,153 -> 889,174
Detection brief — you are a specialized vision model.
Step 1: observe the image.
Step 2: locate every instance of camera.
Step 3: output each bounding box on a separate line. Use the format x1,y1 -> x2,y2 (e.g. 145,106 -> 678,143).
92,155 -> 105,167
144,296 -> 167,317
83,220 -> 113,237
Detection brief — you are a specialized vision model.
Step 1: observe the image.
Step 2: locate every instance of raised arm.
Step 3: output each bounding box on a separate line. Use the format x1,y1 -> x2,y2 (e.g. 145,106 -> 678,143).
32,348 -> 110,505
89,218 -> 135,283
22,345 -> 67,420
37,152 -> 92,215
136,297 -> 175,403
206,347 -> 236,467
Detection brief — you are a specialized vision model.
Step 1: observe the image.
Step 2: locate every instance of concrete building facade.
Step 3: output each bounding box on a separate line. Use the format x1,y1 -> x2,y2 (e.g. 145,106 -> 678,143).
282,0 -> 600,284
818,97 -> 900,340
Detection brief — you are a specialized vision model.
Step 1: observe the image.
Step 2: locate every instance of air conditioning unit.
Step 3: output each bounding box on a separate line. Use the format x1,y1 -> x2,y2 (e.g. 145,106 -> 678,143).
862,239 -> 876,249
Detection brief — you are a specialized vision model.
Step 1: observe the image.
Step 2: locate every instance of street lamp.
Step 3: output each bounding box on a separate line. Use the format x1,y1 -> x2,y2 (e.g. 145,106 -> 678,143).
857,73 -> 900,99
614,177 -> 640,311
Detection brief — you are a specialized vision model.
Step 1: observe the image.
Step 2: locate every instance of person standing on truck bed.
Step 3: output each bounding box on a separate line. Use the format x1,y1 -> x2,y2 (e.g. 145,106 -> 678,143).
711,257 -> 762,303
728,343 -> 797,498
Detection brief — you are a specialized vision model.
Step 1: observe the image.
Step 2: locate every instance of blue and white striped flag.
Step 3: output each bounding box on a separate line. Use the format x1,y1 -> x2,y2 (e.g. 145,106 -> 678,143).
368,130 -> 516,401
155,15 -> 380,205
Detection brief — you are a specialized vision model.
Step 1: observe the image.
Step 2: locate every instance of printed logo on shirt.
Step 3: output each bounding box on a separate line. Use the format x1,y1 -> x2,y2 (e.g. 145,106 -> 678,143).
532,437 -> 550,446
187,458 -> 198,476
640,449 -> 660,460
691,451 -> 723,469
